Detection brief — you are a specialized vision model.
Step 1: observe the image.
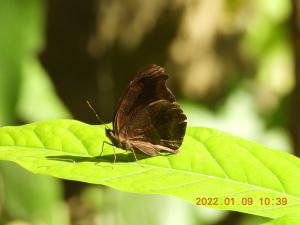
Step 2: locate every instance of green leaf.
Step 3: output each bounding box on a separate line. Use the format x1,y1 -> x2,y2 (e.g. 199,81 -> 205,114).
262,213 -> 300,225
17,57 -> 71,122
0,119 -> 299,219
0,0 -> 44,125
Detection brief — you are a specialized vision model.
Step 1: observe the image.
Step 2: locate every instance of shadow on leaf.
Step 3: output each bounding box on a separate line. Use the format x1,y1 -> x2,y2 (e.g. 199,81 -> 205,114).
46,152 -> 155,164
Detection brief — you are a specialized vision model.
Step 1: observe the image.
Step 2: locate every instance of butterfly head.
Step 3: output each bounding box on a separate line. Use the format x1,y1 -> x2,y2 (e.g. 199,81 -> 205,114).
105,128 -> 114,139
105,128 -> 133,150
105,128 -> 119,147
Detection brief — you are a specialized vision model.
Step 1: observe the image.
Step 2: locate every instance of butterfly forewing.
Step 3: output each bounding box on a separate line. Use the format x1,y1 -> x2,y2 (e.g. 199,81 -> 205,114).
113,65 -> 176,135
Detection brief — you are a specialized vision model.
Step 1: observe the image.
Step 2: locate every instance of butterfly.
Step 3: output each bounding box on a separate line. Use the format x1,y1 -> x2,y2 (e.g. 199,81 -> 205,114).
104,64 -> 187,161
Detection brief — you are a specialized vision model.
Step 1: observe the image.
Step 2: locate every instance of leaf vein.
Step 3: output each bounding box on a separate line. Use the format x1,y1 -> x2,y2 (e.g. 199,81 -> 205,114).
236,142 -> 287,194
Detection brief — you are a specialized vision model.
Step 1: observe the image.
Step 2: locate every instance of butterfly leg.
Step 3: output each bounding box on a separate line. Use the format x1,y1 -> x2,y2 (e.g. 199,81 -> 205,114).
95,141 -> 114,165
103,141 -> 117,166
131,150 -> 144,167
100,141 -> 113,157
113,146 -> 117,165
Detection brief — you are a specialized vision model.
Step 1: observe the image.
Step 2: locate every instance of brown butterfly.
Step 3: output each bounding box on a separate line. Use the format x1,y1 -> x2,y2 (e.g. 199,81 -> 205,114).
103,64 -> 187,161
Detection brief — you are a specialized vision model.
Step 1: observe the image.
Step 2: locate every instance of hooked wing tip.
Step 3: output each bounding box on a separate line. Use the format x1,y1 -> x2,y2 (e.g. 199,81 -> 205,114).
135,64 -> 167,80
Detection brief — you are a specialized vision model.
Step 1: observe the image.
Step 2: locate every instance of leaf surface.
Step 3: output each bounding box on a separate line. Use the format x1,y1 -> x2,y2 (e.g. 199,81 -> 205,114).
0,119 -> 300,218
262,213 -> 300,225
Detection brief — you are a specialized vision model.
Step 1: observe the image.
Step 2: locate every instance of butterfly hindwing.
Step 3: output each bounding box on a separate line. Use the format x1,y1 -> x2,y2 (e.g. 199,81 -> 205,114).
125,99 -> 187,151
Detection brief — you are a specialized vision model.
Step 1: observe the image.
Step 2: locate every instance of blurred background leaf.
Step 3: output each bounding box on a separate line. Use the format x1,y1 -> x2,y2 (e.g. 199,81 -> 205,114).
0,0 -> 70,225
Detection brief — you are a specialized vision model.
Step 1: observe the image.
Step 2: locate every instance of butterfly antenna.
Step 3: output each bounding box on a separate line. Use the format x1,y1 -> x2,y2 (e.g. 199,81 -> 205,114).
86,100 -> 110,130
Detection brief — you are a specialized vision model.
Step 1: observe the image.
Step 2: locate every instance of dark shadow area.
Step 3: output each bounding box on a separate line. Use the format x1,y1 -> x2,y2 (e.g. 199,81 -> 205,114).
46,152 -> 156,163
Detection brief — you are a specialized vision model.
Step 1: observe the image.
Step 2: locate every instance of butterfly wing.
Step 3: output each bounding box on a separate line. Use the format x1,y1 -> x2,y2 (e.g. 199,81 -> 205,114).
113,64 -> 176,136
125,99 -> 187,153
129,140 -> 175,156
